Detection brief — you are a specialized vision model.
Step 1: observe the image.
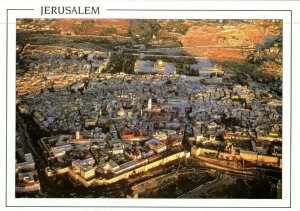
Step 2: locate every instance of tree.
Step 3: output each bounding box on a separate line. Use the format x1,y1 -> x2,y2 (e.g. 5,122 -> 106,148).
101,27 -> 117,36
128,20 -> 159,44
65,48 -> 72,59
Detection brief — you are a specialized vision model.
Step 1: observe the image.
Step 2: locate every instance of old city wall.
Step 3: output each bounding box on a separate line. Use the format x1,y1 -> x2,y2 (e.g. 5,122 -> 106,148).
257,154 -> 279,163
218,152 -> 234,161
239,152 -> 279,164
68,168 -> 94,187
96,151 -> 186,185
191,147 -> 219,156
192,147 -> 280,166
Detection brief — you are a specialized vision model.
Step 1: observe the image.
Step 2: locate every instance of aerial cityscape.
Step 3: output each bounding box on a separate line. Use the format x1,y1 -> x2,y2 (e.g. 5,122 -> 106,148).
15,19 -> 282,198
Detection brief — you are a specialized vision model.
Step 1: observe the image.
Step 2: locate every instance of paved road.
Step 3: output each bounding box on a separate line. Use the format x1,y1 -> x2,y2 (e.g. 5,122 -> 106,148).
17,114 -> 58,197
178,174 -> 233,198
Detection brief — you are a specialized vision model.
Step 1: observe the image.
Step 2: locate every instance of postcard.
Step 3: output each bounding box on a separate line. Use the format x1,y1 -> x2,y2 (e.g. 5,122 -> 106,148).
1,0 -> 299,210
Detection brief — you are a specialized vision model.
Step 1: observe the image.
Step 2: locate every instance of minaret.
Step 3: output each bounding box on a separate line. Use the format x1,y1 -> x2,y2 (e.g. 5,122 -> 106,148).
148,98 -> 152,111
76,131 -> 80,139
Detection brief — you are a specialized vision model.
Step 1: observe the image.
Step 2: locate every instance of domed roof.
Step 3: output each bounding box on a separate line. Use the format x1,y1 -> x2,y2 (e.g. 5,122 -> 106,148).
117,108 -> 125,117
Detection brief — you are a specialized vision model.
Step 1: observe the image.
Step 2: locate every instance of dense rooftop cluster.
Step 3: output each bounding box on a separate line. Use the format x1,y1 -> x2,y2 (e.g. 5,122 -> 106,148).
15,19 -> 282,196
